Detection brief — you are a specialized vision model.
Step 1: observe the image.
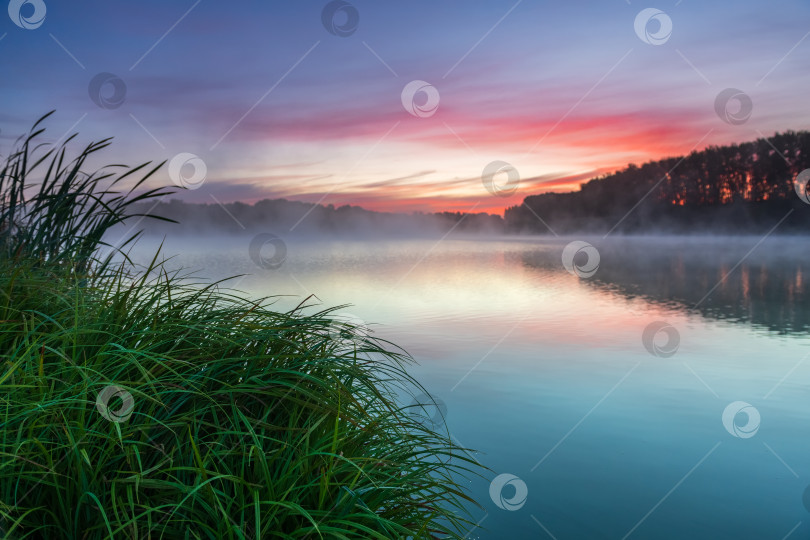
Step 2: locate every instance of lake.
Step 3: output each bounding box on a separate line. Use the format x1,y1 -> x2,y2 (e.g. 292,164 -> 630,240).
127,234 -> 810,539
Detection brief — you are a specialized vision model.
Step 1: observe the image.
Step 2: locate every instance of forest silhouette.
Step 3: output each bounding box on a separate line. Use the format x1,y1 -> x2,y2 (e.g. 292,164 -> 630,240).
506,130 -> 810,233
134,131 -> 810,236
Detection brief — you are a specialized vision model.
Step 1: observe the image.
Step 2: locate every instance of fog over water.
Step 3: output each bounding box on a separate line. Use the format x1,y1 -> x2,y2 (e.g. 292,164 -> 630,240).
118,231 -> 810,336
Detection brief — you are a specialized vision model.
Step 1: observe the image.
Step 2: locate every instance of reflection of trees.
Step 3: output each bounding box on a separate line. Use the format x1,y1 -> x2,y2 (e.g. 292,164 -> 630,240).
520,240 -> 810,335
506,131 -> 810,234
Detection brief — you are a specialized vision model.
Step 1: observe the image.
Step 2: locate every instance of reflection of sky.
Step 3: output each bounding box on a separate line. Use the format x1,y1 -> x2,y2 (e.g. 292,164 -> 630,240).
3,0 -> 810,214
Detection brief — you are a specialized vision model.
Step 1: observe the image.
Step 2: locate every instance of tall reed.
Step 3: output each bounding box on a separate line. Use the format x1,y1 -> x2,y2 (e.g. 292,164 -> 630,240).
0,115 -> 481,539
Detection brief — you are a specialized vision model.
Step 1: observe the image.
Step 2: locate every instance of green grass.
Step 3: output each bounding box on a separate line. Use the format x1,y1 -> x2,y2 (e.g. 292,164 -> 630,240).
0,115 -> 482,539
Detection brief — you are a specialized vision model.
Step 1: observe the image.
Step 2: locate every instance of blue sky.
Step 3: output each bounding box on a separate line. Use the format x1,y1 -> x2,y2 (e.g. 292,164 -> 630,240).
3,0 -> 810,213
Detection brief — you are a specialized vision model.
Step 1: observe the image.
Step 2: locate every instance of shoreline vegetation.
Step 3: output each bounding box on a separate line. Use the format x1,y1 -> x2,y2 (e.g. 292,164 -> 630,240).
0,114 -> 481,538
129,130 -> 810,237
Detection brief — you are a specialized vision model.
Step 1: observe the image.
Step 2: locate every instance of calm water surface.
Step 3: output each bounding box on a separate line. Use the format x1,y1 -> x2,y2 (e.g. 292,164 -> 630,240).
129,235 -> 810,539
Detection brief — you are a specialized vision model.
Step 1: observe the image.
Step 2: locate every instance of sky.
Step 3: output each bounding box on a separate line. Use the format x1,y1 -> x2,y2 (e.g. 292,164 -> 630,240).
2,0 -> 810,215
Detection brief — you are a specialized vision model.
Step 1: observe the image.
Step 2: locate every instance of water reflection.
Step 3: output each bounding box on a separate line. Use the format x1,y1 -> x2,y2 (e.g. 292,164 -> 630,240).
519,237 -> 810,334
125,234 -> 810,538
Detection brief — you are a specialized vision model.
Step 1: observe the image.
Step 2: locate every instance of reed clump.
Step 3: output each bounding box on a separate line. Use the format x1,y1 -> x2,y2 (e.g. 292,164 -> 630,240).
0,113 -> 480,539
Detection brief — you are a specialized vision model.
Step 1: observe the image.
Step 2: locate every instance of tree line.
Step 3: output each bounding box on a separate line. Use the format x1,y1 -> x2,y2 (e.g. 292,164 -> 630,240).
131,131 -> 810,237
130,198 -> 505,236
505,131 -> 810,233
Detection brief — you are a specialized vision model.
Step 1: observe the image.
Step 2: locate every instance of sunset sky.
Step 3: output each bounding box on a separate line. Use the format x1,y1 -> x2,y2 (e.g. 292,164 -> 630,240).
3,0 -> 810,214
